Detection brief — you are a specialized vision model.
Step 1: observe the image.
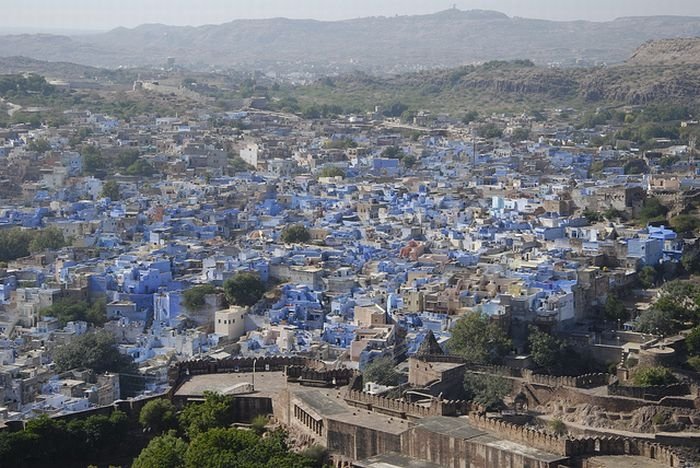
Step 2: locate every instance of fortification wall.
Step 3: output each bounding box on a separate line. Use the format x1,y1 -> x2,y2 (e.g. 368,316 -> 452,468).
344,389 -> 473,419
608,382 -> 690,401
469,413 -> 686,466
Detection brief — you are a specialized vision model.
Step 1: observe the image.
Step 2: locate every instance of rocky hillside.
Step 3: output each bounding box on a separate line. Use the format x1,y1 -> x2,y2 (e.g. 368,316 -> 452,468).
628,37 -> 700,65
1,10 -> 700,72
294,59 -> 700,113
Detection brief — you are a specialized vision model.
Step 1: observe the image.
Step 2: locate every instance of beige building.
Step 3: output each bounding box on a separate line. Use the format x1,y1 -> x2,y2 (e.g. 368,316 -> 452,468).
214,306 -> 248,340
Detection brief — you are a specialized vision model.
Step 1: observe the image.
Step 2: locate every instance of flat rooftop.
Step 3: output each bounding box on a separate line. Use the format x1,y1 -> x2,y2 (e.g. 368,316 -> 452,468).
354,452 -> 443,468
175,371 -> 287,398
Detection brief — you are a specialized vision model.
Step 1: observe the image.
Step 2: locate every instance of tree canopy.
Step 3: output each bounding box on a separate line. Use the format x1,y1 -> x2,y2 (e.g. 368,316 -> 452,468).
362,356 -> 402,386
448,312 -> 511,364
223,271 -> 266,307
132,432 -> 187,468
101,180 -> 120,200
41,298 -> 106,326
53,330 -> 136,375
182,284 -> 220,310
280,224 -> 311,244
463,373 -> 511,410
631,366 -> 677,387
528,326 -> 565,371
139,399 -> 178,434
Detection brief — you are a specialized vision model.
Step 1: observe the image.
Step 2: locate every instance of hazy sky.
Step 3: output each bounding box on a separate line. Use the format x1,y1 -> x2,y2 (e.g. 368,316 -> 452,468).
3,0 -> 700,32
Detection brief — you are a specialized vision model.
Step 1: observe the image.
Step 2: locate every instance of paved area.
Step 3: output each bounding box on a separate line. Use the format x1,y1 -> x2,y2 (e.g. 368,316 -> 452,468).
582,455 -> 671,467
175,371 -> 287,398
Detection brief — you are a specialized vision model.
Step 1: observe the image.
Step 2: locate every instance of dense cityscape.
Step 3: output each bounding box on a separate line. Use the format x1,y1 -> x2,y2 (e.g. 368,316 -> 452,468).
1,4 -> 700,468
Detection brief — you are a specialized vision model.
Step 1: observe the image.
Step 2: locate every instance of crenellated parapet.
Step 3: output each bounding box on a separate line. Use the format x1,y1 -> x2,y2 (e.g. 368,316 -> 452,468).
469,412 -> 686,466
169,356 -> 331,390
344,388 -> 475,419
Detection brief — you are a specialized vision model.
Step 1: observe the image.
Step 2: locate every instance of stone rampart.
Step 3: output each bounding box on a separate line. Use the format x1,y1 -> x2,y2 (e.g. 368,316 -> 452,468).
169,356 -> 328,391
344,389 -> 473,419
285,366 -> 357,387
469,413 -> 685,466
608,382 -> 690,401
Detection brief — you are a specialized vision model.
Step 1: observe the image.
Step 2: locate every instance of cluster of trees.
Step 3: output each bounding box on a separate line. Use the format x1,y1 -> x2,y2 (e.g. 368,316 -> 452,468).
0,74 -> 55,98
52,330 -> 136,375
463,373 -> 512,410
636,281 -> 700,335
0,411 -> 128,465
0,227 -> 67,262
182,272 -> 267,313
41,297 -> 107,326
134,393 -> 325,468
686,326 -> 700,371
323,138 -> 357,150
579,104 -> 697,150
82,147 -> 156,179
318,166 -> 345,178
228,154 -> 255,173
101,180 -> 121,200
631,366 -> 677,387
448,312 -> 511,365
379,146 -> 417,168
182,284 -> 220,310
638,197 -> 669,225
223,271 -> 267,307
362,356 -> 402,386
280,224 -> 311,244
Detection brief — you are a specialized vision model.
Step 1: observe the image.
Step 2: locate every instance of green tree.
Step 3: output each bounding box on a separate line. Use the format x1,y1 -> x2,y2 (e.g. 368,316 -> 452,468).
686,326 -> 700,356
463,373 -> 512,410
53,330 -> 137,374
682,243 -> 700,275
82,146 -> 106,177
126,159 -> 156,177
477,123 -> 503,139
41,298 -> 106,326
178,392 -> 235,439
250,414 -> 269,436
449,312 -> 511,364
0,228 -> 34,261
363,356 -> 402,386
182,284 -> 220,310
461,110 -> 479,124
548,419 -> 566,435
318,166 -> 345,178
184,428 -> 258,467
27,138 -> 52,153
101,180 -> 120,200
623,159 -> 648,175
228,154 -> 254,172
133,432 -> 187,468
638,197 -> 668,225
636,307 -> 677,335
631,367 -> 677,387
638,266 -> 658,289
139,399 -> 178,434
401,154 -> 417,168
511,127 -> 531,141
29,226 -> 66,253
528,326 -> 564,371
380,146 -> 404,159
670,214 -> 699,236
223,271 -> 266,307
604,295 -> 628,322
688,356 -> 700,372
280,224 -> 311,244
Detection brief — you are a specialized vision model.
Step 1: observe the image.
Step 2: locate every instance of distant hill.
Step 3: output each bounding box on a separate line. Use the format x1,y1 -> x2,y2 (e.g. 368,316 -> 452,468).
291,59 -> 700,114
628,37 -> 700,65
1,10 -> 700,72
